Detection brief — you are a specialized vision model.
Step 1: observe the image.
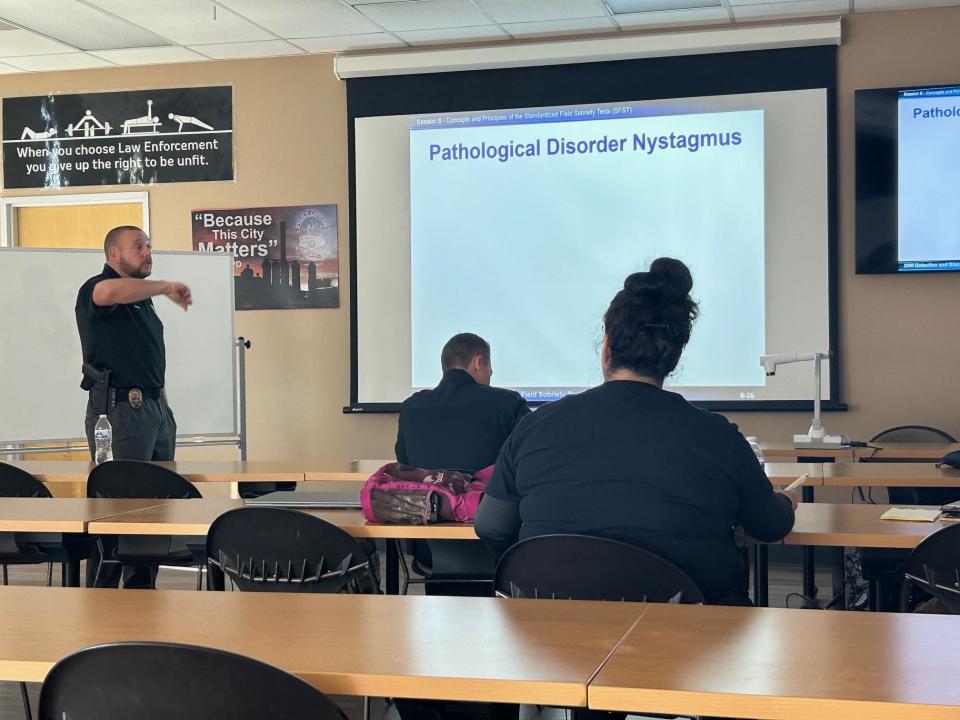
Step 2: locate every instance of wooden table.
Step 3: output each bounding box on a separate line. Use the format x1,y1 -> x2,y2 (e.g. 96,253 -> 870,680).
84,500 -> 477,539
760,443 -> 859,461
8,460 -> 308,484
782,503 -> 946,550
0,587 -> 644,706
751,502 -> 948,607
304,459 -> 390,482
589,603 -> 960,719
0,498 -> 167,586
0,498 -> 165,533
760,442 -> 960,462
85,499 -> 479,595
822,463 -> 960,488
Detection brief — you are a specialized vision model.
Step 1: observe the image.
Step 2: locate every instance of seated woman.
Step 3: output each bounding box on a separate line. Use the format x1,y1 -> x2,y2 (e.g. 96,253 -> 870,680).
475,257 -> 796,605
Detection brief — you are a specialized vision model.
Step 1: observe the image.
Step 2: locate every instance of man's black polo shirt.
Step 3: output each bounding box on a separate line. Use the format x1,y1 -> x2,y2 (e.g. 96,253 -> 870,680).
75,264 -> 166,390
396,369 -> 530,472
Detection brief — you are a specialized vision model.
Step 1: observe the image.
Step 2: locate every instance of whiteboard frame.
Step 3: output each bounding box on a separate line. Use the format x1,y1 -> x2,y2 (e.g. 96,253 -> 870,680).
0,246 -> 239,444
0,191 -> 150,248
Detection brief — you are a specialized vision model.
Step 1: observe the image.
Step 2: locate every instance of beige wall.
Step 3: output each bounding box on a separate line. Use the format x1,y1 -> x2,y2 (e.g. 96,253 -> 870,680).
0,55 -> 398,462
2,6 -> 959,460
728,6 -> 960,443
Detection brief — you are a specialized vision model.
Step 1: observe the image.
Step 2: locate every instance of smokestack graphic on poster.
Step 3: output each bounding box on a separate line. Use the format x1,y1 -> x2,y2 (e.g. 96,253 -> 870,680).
191,204 -> 339,310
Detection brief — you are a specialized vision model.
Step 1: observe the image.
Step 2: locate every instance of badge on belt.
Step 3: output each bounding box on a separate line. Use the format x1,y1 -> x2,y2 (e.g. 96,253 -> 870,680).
129,388 -> 143,409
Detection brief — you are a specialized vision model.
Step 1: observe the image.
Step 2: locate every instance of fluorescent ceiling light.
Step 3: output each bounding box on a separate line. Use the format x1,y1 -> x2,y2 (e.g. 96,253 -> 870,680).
335,18 -> 841,78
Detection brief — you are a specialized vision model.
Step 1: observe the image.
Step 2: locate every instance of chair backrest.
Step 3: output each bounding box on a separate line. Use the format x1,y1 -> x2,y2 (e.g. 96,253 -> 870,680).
207,507 -> 377,593
904,523 -> 960,614
868,426 -> 960,506
493,534 -> 705,603
869,425 -> 958,444
0,462 -> 52,498
87,460 -> 201,499
38,641 -> 347,720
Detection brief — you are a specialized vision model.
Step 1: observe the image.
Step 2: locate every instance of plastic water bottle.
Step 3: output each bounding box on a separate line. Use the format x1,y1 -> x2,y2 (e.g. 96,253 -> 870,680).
94,414 -> 113,464
745,436 -> 766,463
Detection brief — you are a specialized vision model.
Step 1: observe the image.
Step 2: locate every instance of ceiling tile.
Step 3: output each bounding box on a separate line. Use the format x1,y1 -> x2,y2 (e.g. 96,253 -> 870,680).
503,16 -> 617,37
83,0 -> 274,45
0,60 -> 21,73
89,46 -> 207,65
729,0 -> 848,18
608,0 -> 723,11
0,19 -> 16,30
4,52 -> 115,71
0,0 -> 169,51
396,24 -> 509,45
474,0 -> 609,24
615,6 -> 731,26
0,28 -> 77,56
291,34 -> 406,53
853,0 -> 960,10
217,0 -> 383,38
190,40 -> 306,60
358,0 -> 492,32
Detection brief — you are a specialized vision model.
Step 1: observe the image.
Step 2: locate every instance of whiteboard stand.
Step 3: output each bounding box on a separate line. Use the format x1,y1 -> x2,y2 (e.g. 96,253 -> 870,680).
236,336 -> 251,462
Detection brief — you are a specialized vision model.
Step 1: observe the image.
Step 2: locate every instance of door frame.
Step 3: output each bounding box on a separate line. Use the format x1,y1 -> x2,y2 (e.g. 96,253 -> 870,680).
0,190 -> 150,247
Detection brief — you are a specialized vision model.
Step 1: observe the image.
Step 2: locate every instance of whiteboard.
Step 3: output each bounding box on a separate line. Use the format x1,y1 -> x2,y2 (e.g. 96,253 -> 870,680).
0,248 -> 237,443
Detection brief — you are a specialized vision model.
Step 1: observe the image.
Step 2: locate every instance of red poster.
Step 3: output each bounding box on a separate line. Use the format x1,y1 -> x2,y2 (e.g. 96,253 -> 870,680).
191,204 -> 339,310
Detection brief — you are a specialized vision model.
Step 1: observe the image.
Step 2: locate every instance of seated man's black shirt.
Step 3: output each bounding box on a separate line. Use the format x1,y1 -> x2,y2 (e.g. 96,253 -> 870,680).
479,380 -> 794,604
75,264 -> 166,390
396,369 -> 529,472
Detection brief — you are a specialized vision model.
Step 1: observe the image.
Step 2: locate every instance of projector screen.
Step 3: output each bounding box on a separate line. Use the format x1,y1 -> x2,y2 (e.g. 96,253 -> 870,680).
348,48 -> 839,411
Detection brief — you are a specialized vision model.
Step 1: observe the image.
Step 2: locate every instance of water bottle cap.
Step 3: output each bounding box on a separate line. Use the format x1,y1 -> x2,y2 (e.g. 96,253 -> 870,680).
98,414 -> 107,419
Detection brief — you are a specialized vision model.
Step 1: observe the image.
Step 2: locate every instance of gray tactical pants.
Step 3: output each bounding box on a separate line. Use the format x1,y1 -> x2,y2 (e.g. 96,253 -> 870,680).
84,395 -> 177,589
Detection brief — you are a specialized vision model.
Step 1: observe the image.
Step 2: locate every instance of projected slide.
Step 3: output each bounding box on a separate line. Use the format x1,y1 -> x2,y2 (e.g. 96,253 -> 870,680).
409,104 -> 765,400
898,86 -> 960,271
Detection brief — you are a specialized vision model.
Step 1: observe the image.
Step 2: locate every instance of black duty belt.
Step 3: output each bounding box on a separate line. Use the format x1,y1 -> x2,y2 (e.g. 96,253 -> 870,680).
113,388 -> 163,403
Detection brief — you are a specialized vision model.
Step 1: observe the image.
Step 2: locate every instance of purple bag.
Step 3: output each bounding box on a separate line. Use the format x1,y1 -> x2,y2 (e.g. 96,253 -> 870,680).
361,462 -> 492,524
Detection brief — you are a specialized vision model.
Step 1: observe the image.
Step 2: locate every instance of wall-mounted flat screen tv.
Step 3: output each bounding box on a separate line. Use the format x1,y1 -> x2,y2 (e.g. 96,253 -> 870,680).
856,83 -> 960,274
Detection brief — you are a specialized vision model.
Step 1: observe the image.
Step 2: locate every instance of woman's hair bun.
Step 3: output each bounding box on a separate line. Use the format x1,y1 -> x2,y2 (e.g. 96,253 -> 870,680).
624,257 -> 693,301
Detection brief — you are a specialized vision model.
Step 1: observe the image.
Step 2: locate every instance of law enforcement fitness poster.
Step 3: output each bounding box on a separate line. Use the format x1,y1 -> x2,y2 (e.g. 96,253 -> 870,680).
192,205 -> 339,311
2,86 -> 233,189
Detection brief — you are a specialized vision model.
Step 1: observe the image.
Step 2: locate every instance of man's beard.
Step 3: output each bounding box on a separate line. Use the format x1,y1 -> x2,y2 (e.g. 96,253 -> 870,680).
119,257 -> 151,279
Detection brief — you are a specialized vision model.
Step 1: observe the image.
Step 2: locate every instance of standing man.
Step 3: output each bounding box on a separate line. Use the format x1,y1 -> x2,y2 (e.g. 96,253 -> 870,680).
76,225 -> 192,588
396,333 -> 529,595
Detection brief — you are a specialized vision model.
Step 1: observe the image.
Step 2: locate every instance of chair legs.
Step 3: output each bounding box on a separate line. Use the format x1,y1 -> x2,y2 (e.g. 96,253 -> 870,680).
397,540 -> 411,595
2,563 -> 7,586
46,562 -> 53,587
91,537 -> 106,588
19,681 -> 31,720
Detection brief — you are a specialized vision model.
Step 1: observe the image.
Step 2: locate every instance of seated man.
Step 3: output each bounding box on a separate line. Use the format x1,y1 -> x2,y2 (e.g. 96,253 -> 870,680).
396,332 -> 529,596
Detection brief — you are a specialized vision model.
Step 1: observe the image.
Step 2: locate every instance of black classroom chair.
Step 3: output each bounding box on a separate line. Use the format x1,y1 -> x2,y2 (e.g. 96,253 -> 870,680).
494,533 -> 705,603
903,523 -> 960,614
205,506 -> 378,593
37,641 -> 347,720
862,426 -> 960,610
86,460 -> 205,590
869,425 -> 960,506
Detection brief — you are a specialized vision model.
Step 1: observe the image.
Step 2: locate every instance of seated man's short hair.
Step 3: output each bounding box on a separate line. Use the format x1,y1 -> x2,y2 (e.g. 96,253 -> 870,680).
441,333 -> 490,372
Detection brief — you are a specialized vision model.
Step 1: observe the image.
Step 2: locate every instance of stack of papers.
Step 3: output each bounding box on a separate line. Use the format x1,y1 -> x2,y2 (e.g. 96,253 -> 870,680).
880,508 -> 941,522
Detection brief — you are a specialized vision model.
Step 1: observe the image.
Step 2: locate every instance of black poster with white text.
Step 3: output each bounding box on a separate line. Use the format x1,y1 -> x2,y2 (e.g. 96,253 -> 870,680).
2,86 -> 233,189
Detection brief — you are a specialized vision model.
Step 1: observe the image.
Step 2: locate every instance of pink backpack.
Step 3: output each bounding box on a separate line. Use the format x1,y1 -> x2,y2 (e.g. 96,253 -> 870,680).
361,462 -> 492,524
